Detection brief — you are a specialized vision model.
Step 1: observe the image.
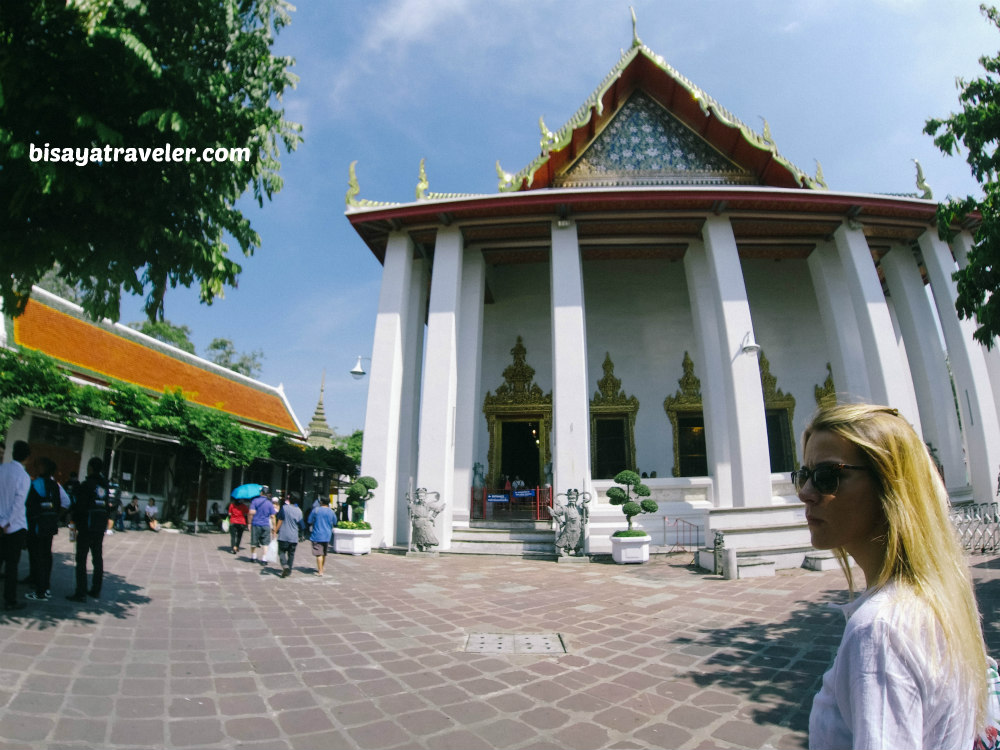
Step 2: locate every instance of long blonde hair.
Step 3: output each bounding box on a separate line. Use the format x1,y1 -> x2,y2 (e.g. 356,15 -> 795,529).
803,402 -> 987,725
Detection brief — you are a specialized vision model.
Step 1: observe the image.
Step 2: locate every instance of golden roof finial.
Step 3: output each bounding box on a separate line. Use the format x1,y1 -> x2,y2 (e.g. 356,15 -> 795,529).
416,158 -> 429,201
539,116 -> 556,154
814,160 -> 827,189
346,160 -> 360,207
630,6 -> 641,48
913,158 -> 933,200
760,117 -> 775,147
496,160 -> 514,191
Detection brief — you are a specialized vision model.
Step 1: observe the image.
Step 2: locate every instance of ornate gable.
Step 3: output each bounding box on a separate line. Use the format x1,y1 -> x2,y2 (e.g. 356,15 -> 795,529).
560,91 -> 753,188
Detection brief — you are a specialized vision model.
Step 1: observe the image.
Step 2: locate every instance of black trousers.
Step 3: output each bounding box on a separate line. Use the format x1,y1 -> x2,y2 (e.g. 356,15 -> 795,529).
1,529 -> 26,606
75,529 -> 104,596
26,532 -> 54,595
278,540 -> 297,570
230,522 -> 246,551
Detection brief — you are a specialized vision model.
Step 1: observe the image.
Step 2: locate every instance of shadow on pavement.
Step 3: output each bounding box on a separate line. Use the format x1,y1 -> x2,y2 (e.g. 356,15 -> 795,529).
0,551 -> 151,629
671,590 -> 847,733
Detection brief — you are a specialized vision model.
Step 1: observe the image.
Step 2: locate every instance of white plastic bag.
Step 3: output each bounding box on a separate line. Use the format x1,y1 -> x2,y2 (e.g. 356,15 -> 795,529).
263,539 -> 278,563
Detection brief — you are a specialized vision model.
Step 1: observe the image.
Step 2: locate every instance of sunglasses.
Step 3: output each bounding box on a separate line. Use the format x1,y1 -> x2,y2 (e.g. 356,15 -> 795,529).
791,463 -> 870,494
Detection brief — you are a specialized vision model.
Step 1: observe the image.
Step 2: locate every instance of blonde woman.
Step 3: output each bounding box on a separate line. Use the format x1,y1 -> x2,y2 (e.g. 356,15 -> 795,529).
794,403 -> 987,749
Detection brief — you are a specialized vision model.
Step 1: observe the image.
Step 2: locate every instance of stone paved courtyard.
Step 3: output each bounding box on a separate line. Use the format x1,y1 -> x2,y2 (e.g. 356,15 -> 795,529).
1,528 -> 998,749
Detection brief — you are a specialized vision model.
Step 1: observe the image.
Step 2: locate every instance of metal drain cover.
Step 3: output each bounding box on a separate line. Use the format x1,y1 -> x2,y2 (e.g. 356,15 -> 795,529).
465,633 -> 566,654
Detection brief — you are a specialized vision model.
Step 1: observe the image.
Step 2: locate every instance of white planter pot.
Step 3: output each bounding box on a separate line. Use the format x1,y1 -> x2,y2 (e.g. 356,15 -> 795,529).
332,528 -> 372,555
610,534 -> 650,564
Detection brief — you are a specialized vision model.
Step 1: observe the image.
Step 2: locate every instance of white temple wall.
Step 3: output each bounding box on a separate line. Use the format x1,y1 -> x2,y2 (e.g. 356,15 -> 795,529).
475,253 -> 832,491
742,257 -> 832,448
582,257 -> 697,478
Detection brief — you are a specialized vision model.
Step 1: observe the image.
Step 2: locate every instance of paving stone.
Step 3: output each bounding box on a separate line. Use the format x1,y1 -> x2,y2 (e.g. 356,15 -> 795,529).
1,533 -> 999,750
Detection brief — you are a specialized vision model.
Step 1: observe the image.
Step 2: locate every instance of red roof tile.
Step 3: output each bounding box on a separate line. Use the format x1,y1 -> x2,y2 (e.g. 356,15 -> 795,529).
12,296 -> 301,436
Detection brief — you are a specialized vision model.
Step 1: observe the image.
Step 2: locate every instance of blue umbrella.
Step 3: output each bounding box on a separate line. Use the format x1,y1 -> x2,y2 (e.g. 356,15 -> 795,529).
231,483 -> 263,500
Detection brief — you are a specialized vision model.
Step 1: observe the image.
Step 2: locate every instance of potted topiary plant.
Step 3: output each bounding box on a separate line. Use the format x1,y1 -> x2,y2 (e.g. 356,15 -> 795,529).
333,476 -> 378,555
606,470 -> 658,564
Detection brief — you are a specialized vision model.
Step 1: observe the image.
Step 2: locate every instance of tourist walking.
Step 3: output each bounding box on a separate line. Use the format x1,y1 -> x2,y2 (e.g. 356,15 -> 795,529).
24,457 -> 70,601
797,403 -> 989,749
67,457 -> 113,602
247,487 -> 276,564
227,497 -> 248,554
275,495 -> 303,577
0,441 -> 31,611
307,496 -> 335,576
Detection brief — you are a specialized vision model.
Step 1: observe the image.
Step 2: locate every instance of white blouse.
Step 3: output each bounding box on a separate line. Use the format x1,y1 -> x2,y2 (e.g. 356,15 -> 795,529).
809,583 -> 975,750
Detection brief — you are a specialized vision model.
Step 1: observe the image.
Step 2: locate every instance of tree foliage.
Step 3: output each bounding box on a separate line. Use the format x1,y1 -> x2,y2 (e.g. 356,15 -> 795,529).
345,476 -> 378,522
36,263 -> 83,305
924,3 -> 1000,349
205,337 -> 264,378
334,429 -> 364,467
0,0 -> 301,323
607,470 -> 658,531
128,320 -> 196,354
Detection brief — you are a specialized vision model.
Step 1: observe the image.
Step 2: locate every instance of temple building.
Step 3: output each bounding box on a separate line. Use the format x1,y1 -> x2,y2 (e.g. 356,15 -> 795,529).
1,287 -> 306,521
345,28 -> 1000,568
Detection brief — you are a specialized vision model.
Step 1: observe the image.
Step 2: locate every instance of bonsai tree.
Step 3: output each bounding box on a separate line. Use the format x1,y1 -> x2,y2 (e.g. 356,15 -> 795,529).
606,470 -> 658,536
344,475 -> 378,524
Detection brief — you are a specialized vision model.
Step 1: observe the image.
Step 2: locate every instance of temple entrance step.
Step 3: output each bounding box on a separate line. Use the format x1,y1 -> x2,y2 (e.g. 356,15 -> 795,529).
449,526 -> 556,557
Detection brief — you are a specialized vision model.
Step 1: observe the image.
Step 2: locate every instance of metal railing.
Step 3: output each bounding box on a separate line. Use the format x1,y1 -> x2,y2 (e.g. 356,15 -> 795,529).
470,487 -> 553,522
663,517 -> 701,553
951,502 -> 1000,553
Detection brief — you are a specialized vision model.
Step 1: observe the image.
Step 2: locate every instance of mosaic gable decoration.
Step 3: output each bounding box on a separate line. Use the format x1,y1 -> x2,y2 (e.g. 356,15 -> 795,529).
560,92 -> 752,187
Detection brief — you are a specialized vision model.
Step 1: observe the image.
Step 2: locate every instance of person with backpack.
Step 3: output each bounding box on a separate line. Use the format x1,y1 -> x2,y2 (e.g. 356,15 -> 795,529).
25,457 -> 70,601
67,457 -> 113,602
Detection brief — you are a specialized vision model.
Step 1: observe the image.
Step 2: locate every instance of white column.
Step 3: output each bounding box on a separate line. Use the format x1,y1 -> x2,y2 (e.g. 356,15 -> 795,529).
452,247 -> 486,531
393,258 -> 428,545
683,240 -> 731,507
833,224 -> 921,429
952,231 -> 1000,424
919,229 -> 1000,502
415,227 -> 464,550
549,219 -> 592,496
880,245 -> 966,489
361,232 -> 417,549
807,240 -> 871,401
701,216 -> 771,507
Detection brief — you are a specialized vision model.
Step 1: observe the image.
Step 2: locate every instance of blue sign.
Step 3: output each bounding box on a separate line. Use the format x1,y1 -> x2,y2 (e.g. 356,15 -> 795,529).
512,490 -> 535,498
487,493 -> 508,503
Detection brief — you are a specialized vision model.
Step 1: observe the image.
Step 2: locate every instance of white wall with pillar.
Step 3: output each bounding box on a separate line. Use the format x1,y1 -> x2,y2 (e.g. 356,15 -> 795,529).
361,233 -> 424,549
683,240 -> 731,507
879,244 -> 967,490
452,246 -> 486,530
833,224 -> 921,429
549,219 -> 592,499
807,239 -> 871,402
701,216 -> 772,507
415,227 -> 464,550
919,229 -> 1000,502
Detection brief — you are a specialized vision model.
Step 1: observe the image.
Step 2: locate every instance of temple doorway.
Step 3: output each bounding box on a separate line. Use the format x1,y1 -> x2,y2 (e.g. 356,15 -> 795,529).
500,419 -> 542,488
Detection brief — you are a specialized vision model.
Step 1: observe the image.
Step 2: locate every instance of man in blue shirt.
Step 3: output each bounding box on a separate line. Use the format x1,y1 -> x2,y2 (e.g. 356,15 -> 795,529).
247,487 -> 276,564
307,496 -> 335,577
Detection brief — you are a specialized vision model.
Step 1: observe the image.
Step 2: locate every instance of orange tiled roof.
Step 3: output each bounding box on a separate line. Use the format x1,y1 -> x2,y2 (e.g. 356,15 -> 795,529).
11,296 -> 301,436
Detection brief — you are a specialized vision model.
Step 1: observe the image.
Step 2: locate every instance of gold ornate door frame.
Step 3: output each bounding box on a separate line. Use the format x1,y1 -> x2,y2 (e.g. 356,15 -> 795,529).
590,352 -> 639,476
663,349 -> 798,476
483,337 -> 552,486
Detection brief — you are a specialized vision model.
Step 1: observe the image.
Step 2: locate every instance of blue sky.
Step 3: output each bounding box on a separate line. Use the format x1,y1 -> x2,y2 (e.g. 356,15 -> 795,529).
116,0 -> 998,437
